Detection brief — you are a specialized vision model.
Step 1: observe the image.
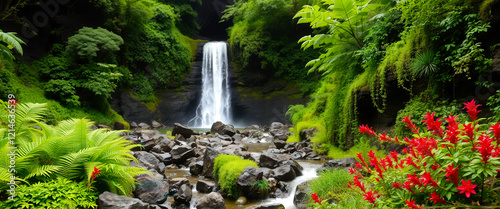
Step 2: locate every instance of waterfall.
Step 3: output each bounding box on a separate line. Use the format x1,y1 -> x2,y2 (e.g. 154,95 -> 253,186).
188,42 -> 232,127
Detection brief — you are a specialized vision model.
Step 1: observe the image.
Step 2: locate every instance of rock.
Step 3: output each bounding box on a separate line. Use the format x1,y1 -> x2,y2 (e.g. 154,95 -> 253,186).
168,178 -> 191,190
323,157 -> 357,169
291,151 -> 304,160
272,165 -> 296,181
293,181 -> 312,209
152,120 -> 162,129
174,134 -> 186,141
237,166 -> 272,199
211,121 -> 236,136
138,122 -> 150,129
130,122 -> 139,129
273,133 -> 288,141
236,196 -> 247,205
113,121 -> 126,130
254,203 -> 285,209
196,180 -> 215,193
196,192 -> 225,209
281,160 -> 303,176
274,140 -> 286,149
175,184 -> 192,204
232,134 -> 243,142
189,161 -> 204,176
269,122 -> 286,136
259,153 -> 280,169
133,173 -> 169,204
299,127 -> 317,141
135,151 -> 160,172
98,191 -> 149,209
152,152 -> 173,165
171,145 -> 195,164
172,123 -> 195,138
202,147 -> 220,178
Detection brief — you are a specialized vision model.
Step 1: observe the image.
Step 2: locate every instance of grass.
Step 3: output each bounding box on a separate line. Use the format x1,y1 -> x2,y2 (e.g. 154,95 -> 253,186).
214,154 -> 258,198
326,140 -> 386,160
309,169 -> 368,208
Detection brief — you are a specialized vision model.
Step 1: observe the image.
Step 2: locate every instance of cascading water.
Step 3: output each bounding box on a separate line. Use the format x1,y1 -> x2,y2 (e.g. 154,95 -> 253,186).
188,42 -> 232,127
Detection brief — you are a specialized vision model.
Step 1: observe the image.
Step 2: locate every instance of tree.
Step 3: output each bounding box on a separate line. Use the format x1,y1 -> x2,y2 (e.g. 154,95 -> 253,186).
66,27 -> 124,63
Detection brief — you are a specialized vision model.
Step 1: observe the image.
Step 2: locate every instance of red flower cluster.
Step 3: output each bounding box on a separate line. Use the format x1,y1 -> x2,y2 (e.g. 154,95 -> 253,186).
348,101 -> 498,208
311,193 -> 322,204
92,167 -> 101,180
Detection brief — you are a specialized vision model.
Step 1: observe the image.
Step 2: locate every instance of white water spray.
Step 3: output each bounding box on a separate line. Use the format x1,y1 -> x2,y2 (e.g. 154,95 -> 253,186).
188,42 -> 232,127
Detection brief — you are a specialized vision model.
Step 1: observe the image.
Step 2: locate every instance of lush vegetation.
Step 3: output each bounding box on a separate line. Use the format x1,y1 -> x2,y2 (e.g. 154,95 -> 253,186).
0,177 -> 99,209
213,154 -> 259,198
0,103 -> 148,199
285,0 -> 495,156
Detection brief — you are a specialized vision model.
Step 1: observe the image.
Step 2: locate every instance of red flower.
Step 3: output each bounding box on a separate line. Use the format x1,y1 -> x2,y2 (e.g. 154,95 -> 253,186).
311,193 -> 322,204
489,123 -> 500,142
462,123 -> 476,142
423,112 -> 443,138
359,124 -> 377,136
402,181 -> 415,193
363,190 -> 378,206
445,164 -> 459,184
405,199 -> 422,209
402,115 -> 419,133
463,99 -> 481,121
457,179 -> 477,198
92,167 -> 101,180
429,191 -> 446,204
392,182 -> 401,189
407,173 -> 421,187
474,134 -> 495,163
421,171 -> 438,187
445,115 -> 459,130
357,153 -> 369,168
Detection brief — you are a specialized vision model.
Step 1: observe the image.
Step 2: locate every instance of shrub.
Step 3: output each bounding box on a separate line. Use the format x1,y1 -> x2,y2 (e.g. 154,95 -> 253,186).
66,27 -> 124,63
349,100 -> 500,208
0,177 -> 98,208
213,154 -> 258,198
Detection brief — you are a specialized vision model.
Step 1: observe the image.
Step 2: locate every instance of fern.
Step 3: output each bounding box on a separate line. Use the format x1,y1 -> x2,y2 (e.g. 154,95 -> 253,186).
0,29 -> 25,61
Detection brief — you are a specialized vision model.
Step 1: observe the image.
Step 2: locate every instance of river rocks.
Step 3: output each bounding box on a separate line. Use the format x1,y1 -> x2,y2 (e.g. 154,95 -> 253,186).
98,191 -> 149,209
138,122 -> 150,129
293,180 -> 312,209
172,123 -> 196,138
196,192 -> 225,209
175,184 -> 192,204
130,122 -> 139,129
236,196 -> 248,205
168,178 -> 191,190
237,166 -> 272,199
196,180 -> 215,193
134,151 -> 160,172
274,140 -> 286,149
300,127 -> 317,141
152,120 -> 163,129
189,161 -> 203,176
281,160 -> 303,176
211,121 -> 236,136
171,145 -> 195,164
271,165 -> 296,181
202,147 -> 220,178
254,203 -> 285,209
133,173 -> 169,204
113,121 -> 126,130
259,153 -> 280,168
319,157 -> 358,172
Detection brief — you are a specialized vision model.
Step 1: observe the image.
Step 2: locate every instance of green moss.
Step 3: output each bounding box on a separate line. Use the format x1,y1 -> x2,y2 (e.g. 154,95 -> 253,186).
309,169 -> 353,201
213,154 -> 258,198
179,35 -> 206,61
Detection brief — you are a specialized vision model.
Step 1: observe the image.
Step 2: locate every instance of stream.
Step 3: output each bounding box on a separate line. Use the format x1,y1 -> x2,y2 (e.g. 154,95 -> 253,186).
163,140 -> 326,209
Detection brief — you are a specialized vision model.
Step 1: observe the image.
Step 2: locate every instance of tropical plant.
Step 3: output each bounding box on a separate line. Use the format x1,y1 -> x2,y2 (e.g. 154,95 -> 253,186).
411,50 -> 438,78
0,102 -> 148,195
0,29 -> 24,61
294,0 -> 384,75
0,177 -> 99,209
66,27 -> 124,63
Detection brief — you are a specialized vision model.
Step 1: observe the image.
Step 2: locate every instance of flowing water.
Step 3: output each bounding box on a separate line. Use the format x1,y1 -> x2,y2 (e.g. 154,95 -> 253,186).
188,42 -> 232,128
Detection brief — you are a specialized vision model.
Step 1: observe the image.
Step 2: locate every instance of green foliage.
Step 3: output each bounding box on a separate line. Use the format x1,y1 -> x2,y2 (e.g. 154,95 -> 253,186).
479,0 -> 500,21
160,0 -> 201,36
0,29 -> 25,61
309,169 -> 353,201
0,103 -> 148,195
411,50 -> 439,78
393,93 -> 468,138
0,177 -> 98,209
66,27 -> 124,63
251,179 -> 270,196
213,154 -> 258,198
487,89 -> 500,122
45,79 -> 80,107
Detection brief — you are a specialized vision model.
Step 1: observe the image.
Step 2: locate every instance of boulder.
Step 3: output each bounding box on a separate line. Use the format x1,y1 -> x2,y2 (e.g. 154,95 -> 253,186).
138,122 -> 150,129
269,122 -> 285,136
171,145 -> 195,164
98,191 -> 149,209
168,178 -> 191,190
281,160 -> 303,176
202,147 -> 220,178
237,166 -> 272,199
113,121 -> 126,130
175,184 -> 192,204
323,157 -> 357,169
135,151 -> 160,172
196,180 -> 215,193
211,121 -> 236,136
259,153 -> 280,169
152,120 -> 162,129
272,165 -> 296,182
196,192 -> 225,209
172,123 -> 195,138
133,173 -> 169,204
254,203 -> 285,209
236,196 -> 247,205
189,161 -> 204,176
293,181 -> 312,209
232,134 -> 243,142
299,127 -> 318,141
274,140 -> 286,149
152,152 -> 173,165
130,122 -> 139,129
